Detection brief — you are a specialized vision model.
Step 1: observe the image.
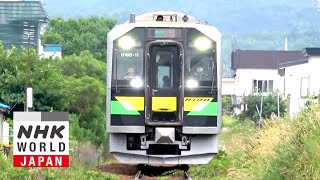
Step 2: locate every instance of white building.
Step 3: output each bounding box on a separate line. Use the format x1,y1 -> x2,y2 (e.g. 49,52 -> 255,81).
278,48 -> 320,116
231,50 -> 305,104
222,78 -> 235,96
39,44 -> 62,59
227,48 -> 320,116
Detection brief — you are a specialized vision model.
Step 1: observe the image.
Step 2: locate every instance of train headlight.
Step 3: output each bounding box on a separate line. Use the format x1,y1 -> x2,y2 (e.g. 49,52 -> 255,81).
194,37 -> 212,51
130,78 -> 143,88
186,79 -> 198,88
118,36 -> 135,50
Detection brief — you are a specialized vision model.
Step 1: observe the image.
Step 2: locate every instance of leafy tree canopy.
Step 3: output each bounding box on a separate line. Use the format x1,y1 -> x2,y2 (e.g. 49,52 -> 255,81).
0,43 -> 107,146
42,17 -> 116,62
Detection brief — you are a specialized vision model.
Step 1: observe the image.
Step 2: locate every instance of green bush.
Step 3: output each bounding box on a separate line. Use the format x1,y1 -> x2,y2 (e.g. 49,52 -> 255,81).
222,95 -> 233,114
244,92 -> 286,121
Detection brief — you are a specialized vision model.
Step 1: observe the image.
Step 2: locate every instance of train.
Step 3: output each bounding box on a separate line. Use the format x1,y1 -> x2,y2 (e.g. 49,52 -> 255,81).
106,11 -> 222,166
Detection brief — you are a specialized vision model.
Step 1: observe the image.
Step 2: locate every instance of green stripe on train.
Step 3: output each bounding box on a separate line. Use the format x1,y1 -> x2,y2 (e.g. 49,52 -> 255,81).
187,102 -> 218,116
111,101 -> 140,115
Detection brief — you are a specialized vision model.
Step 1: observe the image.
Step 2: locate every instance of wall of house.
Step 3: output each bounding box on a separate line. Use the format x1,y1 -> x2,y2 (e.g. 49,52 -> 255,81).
39,44 -> 62,59
234,69 -> 280,97
283,62 -> 310,116
222,78 -> 235,95
309,56 -> 320,95
2,121 -> 9,145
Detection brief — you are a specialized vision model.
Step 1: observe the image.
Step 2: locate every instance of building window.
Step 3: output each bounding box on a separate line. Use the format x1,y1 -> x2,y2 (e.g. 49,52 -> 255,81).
253,80 -> 274,93
300,77 -> 310,98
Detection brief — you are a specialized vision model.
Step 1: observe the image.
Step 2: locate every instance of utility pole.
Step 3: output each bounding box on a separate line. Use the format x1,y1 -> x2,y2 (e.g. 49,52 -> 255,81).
24,32 -> 30,112
24,29 -> 33,112
277,89 -> 280,118
255,84 -> 264,129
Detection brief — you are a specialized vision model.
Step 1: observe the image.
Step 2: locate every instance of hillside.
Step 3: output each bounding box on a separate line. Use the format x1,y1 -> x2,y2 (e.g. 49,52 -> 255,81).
43,0 -> 320,33
43,0 -> 320,76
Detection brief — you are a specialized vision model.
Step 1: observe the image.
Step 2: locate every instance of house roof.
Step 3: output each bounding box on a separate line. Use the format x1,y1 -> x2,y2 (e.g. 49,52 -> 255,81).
43,44 -> 62,52
303,48 -> 320,56
231,50 -> 305,70
278,59 -> 309,69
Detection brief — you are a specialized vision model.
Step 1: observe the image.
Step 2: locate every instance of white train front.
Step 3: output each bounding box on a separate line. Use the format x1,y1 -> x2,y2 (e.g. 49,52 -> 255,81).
106,11 -> 222,165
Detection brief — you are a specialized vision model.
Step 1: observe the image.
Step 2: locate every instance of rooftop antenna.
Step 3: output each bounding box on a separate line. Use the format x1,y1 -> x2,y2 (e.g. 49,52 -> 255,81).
285,37 -> 288,51
232,35 -> 239,51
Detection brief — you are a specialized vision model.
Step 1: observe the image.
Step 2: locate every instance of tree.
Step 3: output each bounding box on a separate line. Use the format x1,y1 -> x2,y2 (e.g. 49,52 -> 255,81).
0,44 -> 106,146
65,76 -> 106,146
42,17 -> 116,62
222,95 -> 233,114
58,50 -> 106,82
0,44 -> 70,112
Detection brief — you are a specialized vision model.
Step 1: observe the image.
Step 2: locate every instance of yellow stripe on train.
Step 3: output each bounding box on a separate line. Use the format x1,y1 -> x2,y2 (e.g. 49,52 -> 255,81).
115,96 -> 144,111
184,97 -> 213,111
152,97 -> 176,112
114,96 -> 213,112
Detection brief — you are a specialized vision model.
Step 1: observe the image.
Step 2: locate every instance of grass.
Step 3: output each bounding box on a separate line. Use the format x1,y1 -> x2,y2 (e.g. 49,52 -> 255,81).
219,115 -> 256,154
257,106 -> 320,179
0,154 -> 119,180
0,139 -> 119,180
188,115 -> 256,180
189,105 -> 320,180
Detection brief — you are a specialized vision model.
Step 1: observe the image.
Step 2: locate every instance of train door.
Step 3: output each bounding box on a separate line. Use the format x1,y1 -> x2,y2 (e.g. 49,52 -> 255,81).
146,43 -> 183,125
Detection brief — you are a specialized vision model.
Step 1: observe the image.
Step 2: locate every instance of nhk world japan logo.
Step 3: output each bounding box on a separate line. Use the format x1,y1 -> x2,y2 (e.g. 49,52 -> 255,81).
13,112 -> 69,168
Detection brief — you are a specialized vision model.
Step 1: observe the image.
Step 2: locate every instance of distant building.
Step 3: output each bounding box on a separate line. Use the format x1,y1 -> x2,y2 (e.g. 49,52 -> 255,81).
39,44 -> 62,59
0,0 -> 49,53
278,48 -> 320,116
229,48 -> 320,116
231,50 -> 305,104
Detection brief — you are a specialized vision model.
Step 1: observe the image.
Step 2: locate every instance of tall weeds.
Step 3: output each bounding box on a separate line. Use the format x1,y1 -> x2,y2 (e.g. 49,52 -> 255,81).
190,105 -> 320,180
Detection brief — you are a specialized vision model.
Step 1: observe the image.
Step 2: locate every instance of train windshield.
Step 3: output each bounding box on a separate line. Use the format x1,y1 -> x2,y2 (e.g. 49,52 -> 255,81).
185,29 -> 217,87
115,49 -> 143,80
186,49 -> 216,87
111,28 -> 145,87
186,50 -> 214,80
185,29 -> 217,88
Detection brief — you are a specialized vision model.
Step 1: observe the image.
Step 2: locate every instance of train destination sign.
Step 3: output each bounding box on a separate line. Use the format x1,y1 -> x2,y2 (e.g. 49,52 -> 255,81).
148,28 -> 183,38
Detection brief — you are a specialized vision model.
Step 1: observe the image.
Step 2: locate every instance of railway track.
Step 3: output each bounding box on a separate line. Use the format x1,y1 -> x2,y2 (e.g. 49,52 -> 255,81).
133,170 -> 192,180
99,163 -> 193,179
132,166 -> 193,180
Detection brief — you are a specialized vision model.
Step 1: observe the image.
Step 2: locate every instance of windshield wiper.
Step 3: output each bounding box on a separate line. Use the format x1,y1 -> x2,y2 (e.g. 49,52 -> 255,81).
115,54 -> 118,92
